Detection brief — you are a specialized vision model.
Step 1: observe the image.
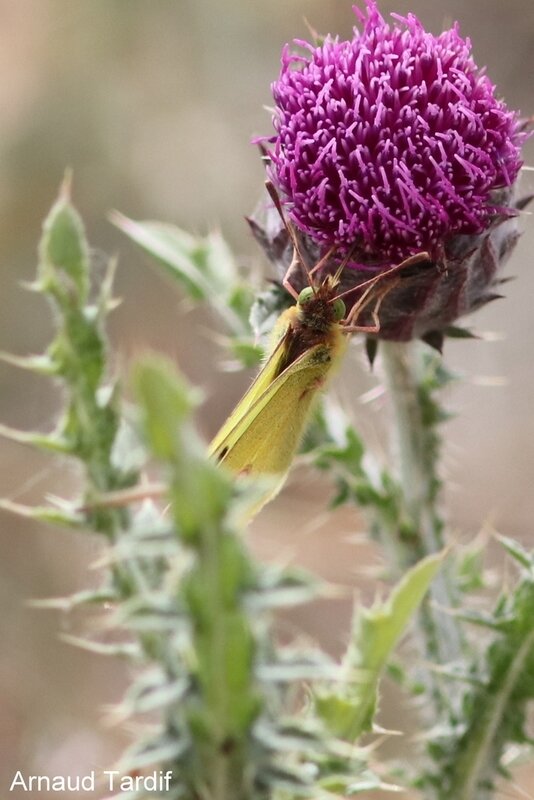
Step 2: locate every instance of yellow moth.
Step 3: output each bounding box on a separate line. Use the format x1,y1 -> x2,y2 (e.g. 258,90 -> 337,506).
87,189 -> 428,519
209,183 -> 429,510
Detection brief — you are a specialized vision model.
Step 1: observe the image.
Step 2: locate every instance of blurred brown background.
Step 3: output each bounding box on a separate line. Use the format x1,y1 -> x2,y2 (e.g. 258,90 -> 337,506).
0,1 -> 533,798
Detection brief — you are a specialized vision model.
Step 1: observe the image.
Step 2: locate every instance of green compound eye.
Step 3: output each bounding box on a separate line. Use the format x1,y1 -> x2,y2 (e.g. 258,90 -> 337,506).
298,286 -> 314,305
332,298 -> 346,321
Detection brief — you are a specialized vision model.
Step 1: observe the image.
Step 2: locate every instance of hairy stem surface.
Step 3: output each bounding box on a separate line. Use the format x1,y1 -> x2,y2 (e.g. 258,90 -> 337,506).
380,341 -> 464,712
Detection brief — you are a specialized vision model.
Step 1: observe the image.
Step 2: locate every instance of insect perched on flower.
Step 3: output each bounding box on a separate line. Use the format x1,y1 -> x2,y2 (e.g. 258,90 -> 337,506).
91,192 -> 430,520
210,181 -> 430,506
92,0 -> 528,521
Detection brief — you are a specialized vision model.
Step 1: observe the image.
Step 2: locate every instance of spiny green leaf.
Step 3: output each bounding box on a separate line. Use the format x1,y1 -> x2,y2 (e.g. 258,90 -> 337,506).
132,357 -> 200,461
253,718 -> 324,753
39,173 -> 90,302
317,551 -> 445,741
495,533 -> 533,570
0,423 -> 71,454
120,674 -> 189,715
111,213 -> 211,300
346,773 -> 401,794
247,569 -> 320,610
355,550 -> 445,668
112,214 -> 252,338
454,609 -> 515,632
228,338 -> 263,368
249,283 -> 293,341
133,357 -> 232,541
28,588 -> 116,610
0,498 -> 84,528
60,634 -> 140,659
455,544 -> 486,593
203,229 -> 244,292
256,762 -> 313,792
117,734 -> 188,772
258,657 -> 342,683
0,351 -> 58,375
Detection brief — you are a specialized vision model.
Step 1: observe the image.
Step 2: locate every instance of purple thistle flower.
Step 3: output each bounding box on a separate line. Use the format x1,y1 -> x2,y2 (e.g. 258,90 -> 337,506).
251,1 -> 529,342
267,0 -> 524,266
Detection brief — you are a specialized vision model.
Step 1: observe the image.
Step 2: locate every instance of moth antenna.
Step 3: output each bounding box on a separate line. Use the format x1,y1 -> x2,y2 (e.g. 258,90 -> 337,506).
329,243 -> 358,284
265,179 -> 288,225
265,180 -> 315,290
310,243 -> 357,297
256,141 -> 270,160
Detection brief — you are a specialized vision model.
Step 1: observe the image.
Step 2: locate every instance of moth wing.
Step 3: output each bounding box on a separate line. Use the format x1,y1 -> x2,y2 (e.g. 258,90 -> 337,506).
209,309 -> 296,455
209,341 -> 337,477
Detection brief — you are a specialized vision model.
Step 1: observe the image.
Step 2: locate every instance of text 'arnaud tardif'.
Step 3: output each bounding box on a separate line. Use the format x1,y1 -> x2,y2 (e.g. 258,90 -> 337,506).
9,769 -> 174,793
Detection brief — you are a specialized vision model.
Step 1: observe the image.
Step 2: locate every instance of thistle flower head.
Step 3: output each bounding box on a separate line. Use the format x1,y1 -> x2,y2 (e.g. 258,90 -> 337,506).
250,1 -> 529,342
267,0 -> 524,265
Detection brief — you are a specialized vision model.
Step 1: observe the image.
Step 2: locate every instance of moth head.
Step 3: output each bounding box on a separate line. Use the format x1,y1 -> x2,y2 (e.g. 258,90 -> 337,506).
297,286 -> 315,306
331,297 -> 346,321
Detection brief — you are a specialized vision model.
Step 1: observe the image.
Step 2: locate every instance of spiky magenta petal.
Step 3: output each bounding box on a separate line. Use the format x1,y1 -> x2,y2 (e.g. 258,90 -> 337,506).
268,0 -> 524,263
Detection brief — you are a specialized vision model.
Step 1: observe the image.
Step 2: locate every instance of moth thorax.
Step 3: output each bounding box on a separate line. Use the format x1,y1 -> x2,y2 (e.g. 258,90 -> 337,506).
299,297 -> 335,332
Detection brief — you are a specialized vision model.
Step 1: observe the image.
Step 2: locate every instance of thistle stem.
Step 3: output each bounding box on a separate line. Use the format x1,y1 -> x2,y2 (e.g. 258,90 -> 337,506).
451,626 -> 534,800
380,341 -> 464,711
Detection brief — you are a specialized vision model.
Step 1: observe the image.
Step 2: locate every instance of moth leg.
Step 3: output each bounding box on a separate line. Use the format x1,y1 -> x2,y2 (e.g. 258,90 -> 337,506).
282,251 -> 302,301
343,277 -> 400,333
344,308 -> 381,335
343,279 -> 384,327
344,324 -> 380,334
334,250 -> 431,304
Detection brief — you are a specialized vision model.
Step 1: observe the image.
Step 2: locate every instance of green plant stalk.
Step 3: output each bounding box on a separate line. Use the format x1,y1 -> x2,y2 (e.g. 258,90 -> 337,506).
379,341 -> 464,711
187,522 -> 256,800
451,626 -> 534,800
135,360 -> 268,800
192,526 -> 254,800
